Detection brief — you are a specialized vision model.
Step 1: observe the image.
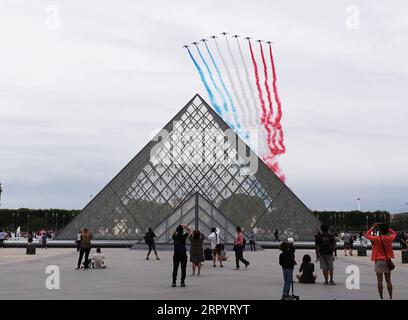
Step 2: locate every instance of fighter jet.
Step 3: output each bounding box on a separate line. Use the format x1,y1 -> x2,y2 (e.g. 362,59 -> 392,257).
244,37 -> 252,40
191,41 -> 199,46
265,41 -> 273,45
256,39 -> 263,43
182,45 -> 189,48
201,39 -> 208,42
232,35 -> 240,38
221,32 -> 228,36
210,35 -> 217,39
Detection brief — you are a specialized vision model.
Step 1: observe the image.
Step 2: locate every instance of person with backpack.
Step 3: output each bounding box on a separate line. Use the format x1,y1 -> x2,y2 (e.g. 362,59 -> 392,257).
365,223 -> 397,299
279,241 -> 296,300
144,227 -> 160,260
233,226 -> 249,270
316,224 -> 336,285
208,227 -> 223,267
76,227 -> 92,270
172,224 -> 191,287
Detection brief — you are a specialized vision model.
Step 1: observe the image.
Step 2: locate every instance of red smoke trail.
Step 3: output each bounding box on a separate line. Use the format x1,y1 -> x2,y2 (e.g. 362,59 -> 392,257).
248,40 -> 267,126
259,42 -> 278,153
269,44 -> 286,154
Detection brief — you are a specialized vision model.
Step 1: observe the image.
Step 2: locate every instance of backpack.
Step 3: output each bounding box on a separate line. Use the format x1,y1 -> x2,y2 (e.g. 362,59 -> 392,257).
144,232 -> 153,244
319,233 -> 333,254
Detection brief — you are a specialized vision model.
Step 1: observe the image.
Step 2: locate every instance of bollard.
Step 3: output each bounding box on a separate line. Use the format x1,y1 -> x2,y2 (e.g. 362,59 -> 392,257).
357,246 -> 367,256
402,250 -> 408,264
26,244 -> 36,255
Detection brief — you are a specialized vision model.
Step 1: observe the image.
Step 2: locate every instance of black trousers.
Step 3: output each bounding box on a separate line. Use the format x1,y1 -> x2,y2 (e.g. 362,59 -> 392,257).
0,239 -> 4,248
249,240 -> 256,251
172,253 -> 187,283
235,246 -> 249,268
77,248 -> 91,268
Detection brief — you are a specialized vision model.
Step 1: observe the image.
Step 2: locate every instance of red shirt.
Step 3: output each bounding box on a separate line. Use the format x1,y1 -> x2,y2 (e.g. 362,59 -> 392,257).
235,231 -> 244,246
365,227 -> 397,261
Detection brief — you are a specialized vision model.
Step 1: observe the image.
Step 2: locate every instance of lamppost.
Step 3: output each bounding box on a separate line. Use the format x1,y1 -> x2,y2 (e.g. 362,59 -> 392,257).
0,182 -> 2,207
366,214 -> 369,230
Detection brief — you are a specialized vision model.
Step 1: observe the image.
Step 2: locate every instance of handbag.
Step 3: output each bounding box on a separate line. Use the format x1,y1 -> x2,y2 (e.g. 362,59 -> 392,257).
379,235 -> 395,271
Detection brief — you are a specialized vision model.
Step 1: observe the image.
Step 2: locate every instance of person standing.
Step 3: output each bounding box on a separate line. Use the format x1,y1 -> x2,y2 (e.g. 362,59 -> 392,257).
273,229 -> 279,242
249,231 -> 256,251
343,232 -> 353,256
0,229 -> 5,248
189,229 -> 205,276
208,227 -> 222,267
365,223 -> 397,300
76,228 -> 92,270
233,226 -> 249,270
172,224 -> 190,287
316,224 -> 336,285
279,241 -> 296,300
314,229 -> 321,262
76,230 -> 81,252
41,232 -> 47,249
145,227 -> 160,260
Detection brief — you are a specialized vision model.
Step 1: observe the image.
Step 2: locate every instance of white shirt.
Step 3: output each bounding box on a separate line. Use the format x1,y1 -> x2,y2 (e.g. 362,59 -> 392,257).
92,253 -> 105,269
207,228 -> 220,249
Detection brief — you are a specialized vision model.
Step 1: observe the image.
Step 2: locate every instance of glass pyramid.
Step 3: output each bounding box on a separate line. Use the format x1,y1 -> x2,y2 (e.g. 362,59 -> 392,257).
57,95 -> 320,241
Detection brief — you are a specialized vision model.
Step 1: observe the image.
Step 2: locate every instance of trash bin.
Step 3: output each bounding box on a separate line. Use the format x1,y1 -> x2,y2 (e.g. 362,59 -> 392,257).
402,250 -> 408,264
26,244 -> 36,255
357,247 -> 367,256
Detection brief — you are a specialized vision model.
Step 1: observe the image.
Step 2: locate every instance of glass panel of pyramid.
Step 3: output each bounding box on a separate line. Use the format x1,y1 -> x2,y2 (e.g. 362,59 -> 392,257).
57,94 -> 320,241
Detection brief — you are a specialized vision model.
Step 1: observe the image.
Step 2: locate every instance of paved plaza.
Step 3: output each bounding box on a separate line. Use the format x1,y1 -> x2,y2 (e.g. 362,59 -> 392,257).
1,247 -> 407,300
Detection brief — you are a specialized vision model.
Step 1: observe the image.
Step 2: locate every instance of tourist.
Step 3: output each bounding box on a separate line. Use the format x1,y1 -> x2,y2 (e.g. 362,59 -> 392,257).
219,244 -> 229,261
91,247 -> 106,269
365,223 -> 397,299
273,229 -> 279,242
0,229 -> 5,248
41,232 -> 47,249
76,227 -> 92,270
172,224 -> 190,287
144,227 -> 160,260
76,231 -> 81,252
28,232 -> 33,244
249,231 -> 256,251
189,229 -> 205,276
359,230 -> 364,241
343,232 -> 353,256
316,224 -> 336,285
233,226 -> 249,270
296,254 -> 317,283
208,227 -> 223,267
314,229 -> 321,261
279,241 -> 296,300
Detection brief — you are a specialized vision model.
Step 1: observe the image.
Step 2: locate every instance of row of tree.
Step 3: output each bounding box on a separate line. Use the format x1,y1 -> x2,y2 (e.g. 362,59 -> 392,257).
0,208 -> 406,233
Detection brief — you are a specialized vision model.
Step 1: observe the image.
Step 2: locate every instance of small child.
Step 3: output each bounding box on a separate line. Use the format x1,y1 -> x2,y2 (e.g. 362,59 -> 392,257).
279,241 -> 296,300
296,254 -> 317,283
91,247 -> 106,269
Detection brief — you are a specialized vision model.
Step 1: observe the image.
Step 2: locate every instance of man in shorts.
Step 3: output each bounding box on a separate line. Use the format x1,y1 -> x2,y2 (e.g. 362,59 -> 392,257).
316,224 -> 336,285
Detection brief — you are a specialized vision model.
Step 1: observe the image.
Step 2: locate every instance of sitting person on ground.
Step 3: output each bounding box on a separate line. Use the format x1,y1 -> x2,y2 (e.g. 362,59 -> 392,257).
218,244 -> 229,261
296,254 -> 317,283
91,247 -> 106,269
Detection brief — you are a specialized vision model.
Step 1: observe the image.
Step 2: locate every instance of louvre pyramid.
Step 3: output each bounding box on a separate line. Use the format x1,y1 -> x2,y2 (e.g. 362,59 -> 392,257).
57,94 -> 320,241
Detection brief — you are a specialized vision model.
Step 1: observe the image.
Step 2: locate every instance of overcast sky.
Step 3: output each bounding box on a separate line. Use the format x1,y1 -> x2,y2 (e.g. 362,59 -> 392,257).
0,0 -> 407,213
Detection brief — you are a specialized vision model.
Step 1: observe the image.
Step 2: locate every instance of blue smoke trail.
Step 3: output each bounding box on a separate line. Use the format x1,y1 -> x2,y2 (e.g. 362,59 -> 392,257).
196,45 -> 229,122
205,41 -> 241,130
187,48 -> 222,116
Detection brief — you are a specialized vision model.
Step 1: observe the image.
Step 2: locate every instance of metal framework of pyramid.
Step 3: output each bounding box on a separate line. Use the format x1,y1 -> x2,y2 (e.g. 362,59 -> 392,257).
57,94 -> 320,241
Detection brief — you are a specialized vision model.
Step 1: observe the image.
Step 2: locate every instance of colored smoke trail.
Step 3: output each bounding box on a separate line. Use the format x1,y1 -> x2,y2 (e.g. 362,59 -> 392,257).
187,48 -> 222,116
236,37 -> 258,129
225,35 -> 249,129
247,40 -> 267,125
269,44 -> 286,154
259,42 -> 278,153
203,42 -> 232,119
196,45 -> 229,123
213,38 -> 241,130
